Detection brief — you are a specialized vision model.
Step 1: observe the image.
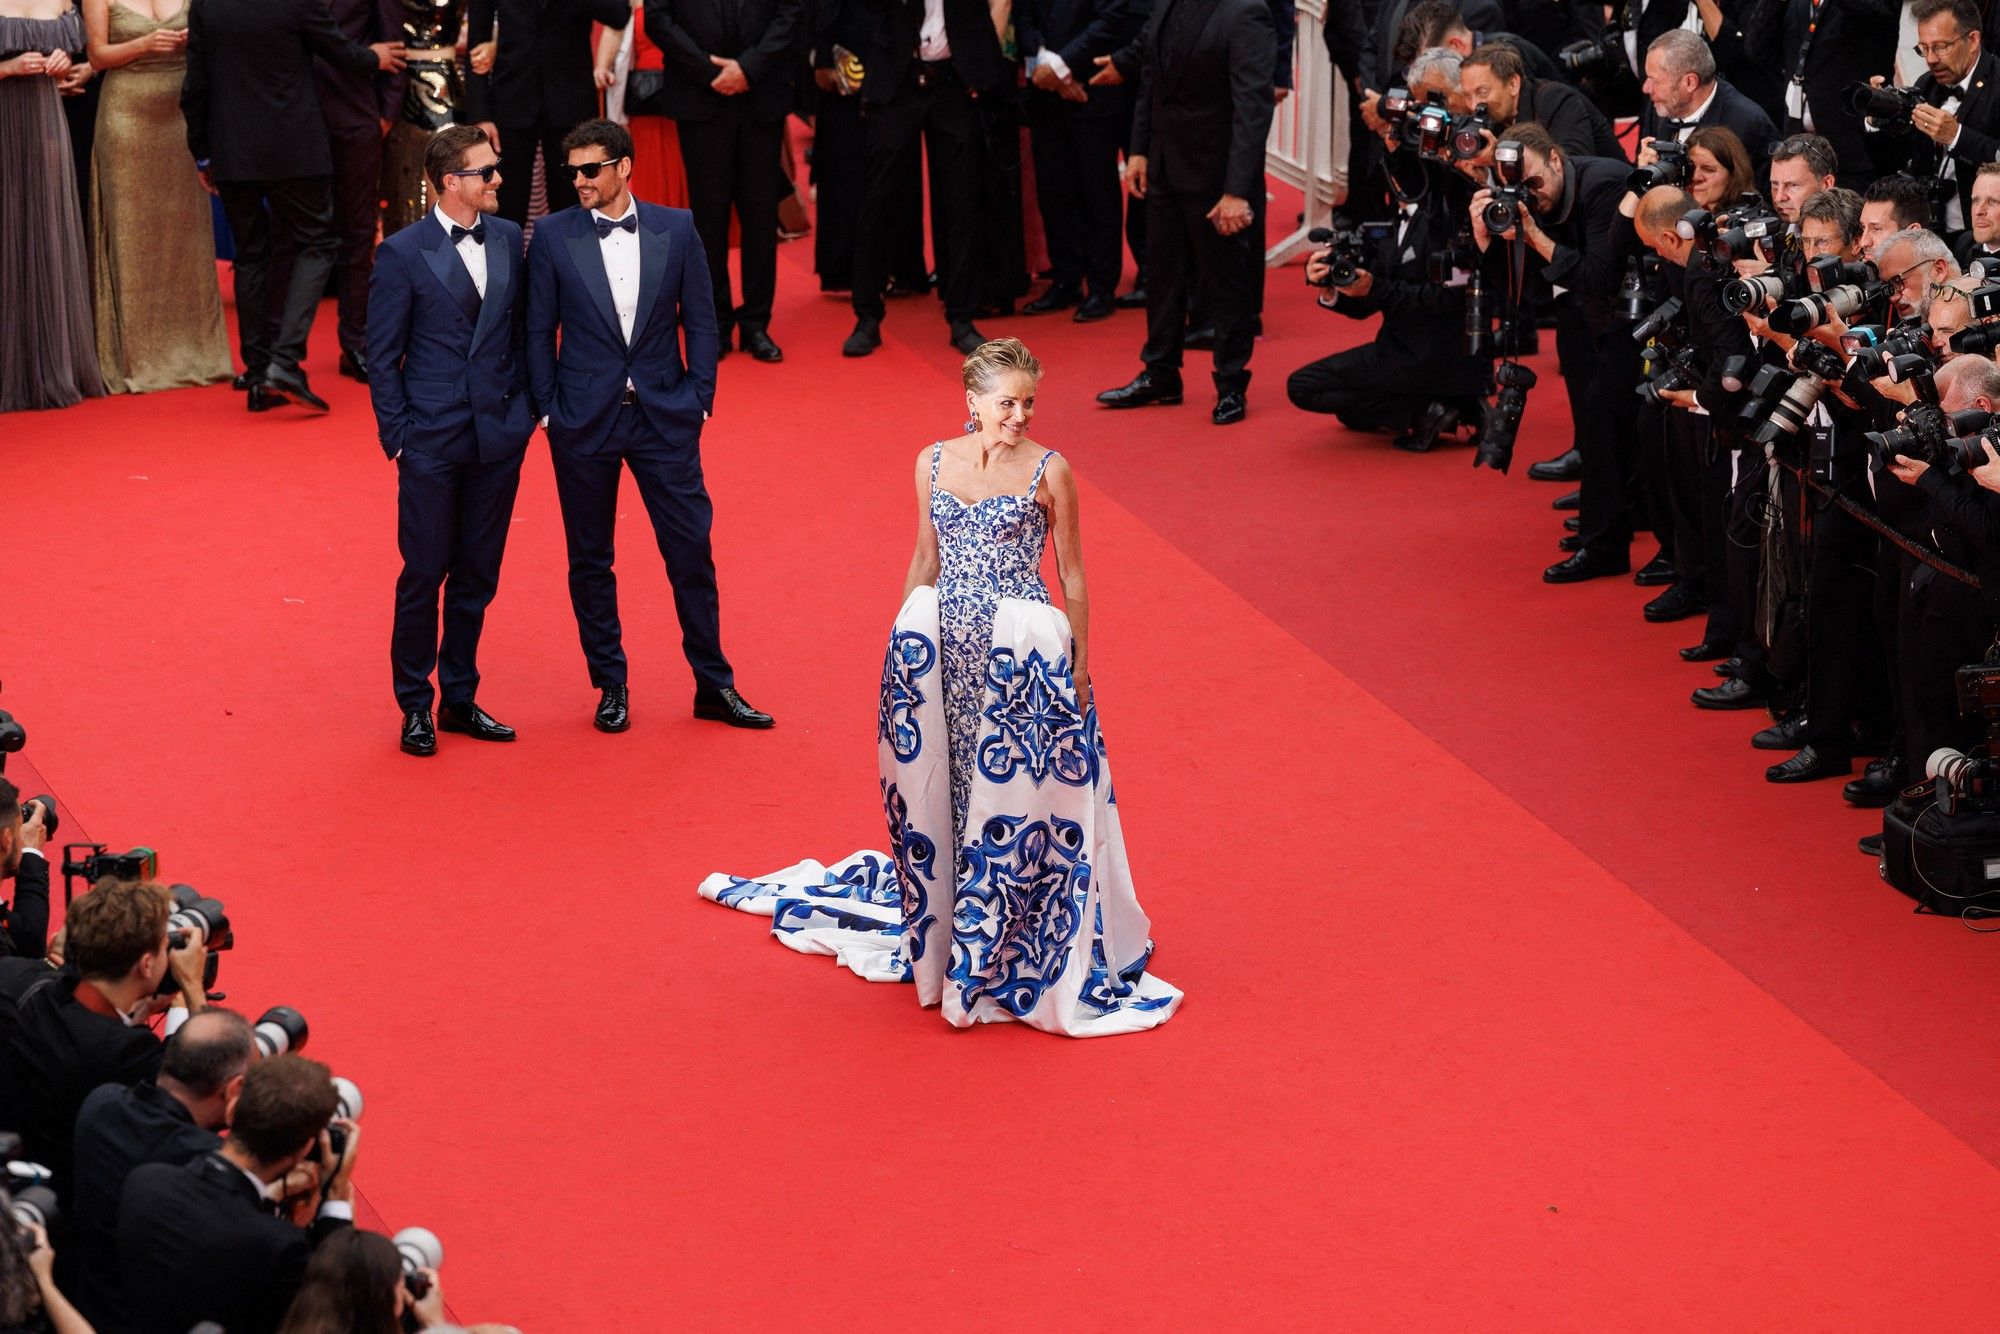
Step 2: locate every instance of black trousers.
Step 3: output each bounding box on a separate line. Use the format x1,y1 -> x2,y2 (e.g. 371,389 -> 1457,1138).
495,120 -> 581,225
1801,494 -> 1891,757
328,122 -> 386,358
1141,189 -> 1260,395
1572,321 -> 1644,558
1122,108 -> 1146,290
1286,342 -> 1480,430
392,448 -> 525,711
550,404 -> 732,691
853,71 -> 982,324
813,94 -> 928,292
1898,562 -> 1992,773
677,109 -> 785,333
1028,102 -> 1123,297
1660,409 -> 1725,599
217,175 -> 339,376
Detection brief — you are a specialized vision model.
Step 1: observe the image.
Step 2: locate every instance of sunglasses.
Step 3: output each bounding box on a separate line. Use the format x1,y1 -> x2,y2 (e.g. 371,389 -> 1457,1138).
565,156 -> 627,179
446,161 -> 502,182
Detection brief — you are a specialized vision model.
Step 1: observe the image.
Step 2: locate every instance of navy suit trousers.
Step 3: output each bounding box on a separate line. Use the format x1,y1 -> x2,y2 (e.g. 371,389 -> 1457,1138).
392,449 -> 525,711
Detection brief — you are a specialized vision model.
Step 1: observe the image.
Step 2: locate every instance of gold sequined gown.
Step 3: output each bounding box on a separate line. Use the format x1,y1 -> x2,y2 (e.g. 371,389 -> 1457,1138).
380,0 -> 466,235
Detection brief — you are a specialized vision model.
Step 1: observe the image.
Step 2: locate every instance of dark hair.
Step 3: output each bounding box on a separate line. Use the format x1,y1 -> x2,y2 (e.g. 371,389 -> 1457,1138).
1502,120 -> 1560,160
0,776 -> 17,831
1799,185 -> 1865,245
231,1055 -> 337,1166
1462,41 -> 1526,87
1911,0 -> 1981,32
66,878 -> 169,980
162,1008 -> 254,1097
1769,133 -> 1838,181
1865,173 -> 1936,229
1686,126 -> 1756,203
276,1229 -> 403,1334
0,1197 -> 40,1325
423,123 -> 491,190
560,117 -> 634,163
1393,0 -> 1471,74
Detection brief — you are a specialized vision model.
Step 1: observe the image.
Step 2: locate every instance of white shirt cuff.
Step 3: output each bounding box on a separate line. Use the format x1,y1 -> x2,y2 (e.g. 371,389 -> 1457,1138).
1949,124 -> 1963,152
319,1200 -> 354,1222
18,847 -> 42,861
1037,49 -> 1071,81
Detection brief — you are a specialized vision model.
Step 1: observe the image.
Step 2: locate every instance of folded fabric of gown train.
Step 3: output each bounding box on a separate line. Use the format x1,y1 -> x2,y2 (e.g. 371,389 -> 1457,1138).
699,587 -> 1182,1038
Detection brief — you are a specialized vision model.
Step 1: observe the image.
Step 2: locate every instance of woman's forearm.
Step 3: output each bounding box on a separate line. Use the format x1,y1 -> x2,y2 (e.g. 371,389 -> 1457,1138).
1062,584 -> 1089,682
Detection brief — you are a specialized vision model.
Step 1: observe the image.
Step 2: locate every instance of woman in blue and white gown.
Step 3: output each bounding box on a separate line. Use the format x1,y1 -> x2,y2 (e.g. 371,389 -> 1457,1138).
700,338 -> 1180,1037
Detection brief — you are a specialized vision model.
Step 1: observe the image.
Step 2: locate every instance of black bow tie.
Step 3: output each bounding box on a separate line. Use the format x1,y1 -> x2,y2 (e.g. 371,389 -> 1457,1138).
594,214 -> 638,238
449,222 -> 486,245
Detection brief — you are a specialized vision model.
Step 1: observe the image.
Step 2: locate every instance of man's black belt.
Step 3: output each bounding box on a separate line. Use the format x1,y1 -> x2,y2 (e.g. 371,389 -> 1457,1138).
913,58 -> 956,89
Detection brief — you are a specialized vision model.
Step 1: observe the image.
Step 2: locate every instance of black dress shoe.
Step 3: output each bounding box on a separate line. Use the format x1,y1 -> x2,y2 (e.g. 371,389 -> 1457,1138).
400,710 -> 436,756
1392,401 -> 1459,453
1527,448 -> 1582,482
1678,639 -> 1730,662
1114,287 -> 1148,309
842,317 -> 882,357
1097,371 -> 1183,408
740,328 -> 784,362
1563,515 -> 1581,531
247,383 -> 291,413
1552,489 -> 1580,511
1022,286 -> 1078,314
338,349 -> 369,383
1751,713 -> 1809,750
594,685 -> 630,733
695,685 -> 774,728
1692,676 -> 1768,710
1858,832 -> 1885,857
1843,754 -> 1907,808
232,370 -> 258,391
438,700 -> 516,742
1643,584 -> 1704,623
948,321 -> 987,354
261,364 -> 328,411
1633,555 -> 1679,587
1558,534 -> 1582,552
1544,550 -> 1629,583
1073,293 -> 1114,322
1714,656 -> 1742,677
1766,745 -> 1852,783
1212,391 -> 1246,425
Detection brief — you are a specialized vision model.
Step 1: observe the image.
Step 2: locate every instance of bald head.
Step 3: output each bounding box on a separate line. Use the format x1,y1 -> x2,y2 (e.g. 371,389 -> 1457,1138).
1940,353 -> 2000,413
1638,185 -> 1701,234
162,1008 -> 254,1097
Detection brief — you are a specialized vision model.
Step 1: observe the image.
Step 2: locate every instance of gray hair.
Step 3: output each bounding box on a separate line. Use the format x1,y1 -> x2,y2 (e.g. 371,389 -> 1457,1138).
1647,29 -> 1716,85
1941,353 -> 2000,403
1877,227 -> 1960,274
1405,45 -> 1462,91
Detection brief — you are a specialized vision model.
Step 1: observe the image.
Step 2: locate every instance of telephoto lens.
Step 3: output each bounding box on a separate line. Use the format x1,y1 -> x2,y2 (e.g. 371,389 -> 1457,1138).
1475,363 -> 1538,472
18,795 -> 56,838
325,1076 -> 363,1162
166,884 -> 231,951
394,1227 -> 444,1298
9,1185 -> 57,1234
253,1007 -> 309,1058
1721,273 -> 1787,316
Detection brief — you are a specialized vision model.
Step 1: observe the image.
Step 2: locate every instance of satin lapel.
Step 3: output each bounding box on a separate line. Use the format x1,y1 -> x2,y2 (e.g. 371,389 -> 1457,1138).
563,218 -> 626,347
632,210 -> 669,347
420,224 -> 481,327
471,232 -> 510,350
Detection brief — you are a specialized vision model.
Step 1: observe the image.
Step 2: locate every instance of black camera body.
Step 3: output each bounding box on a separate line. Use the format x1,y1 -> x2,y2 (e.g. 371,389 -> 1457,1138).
1475,362 -> 1538,473
1305,218 -> 1394,289
1866,405 -> 1991,474
1451,104 -> 1495,162
1627,138 -> 1690,194
1745,339 -> 1850,447
1845,80 -> 1920,125
1616,254 -> 1666,321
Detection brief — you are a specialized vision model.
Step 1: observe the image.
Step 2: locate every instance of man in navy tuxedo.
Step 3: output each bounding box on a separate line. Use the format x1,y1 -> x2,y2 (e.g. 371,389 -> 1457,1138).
526,119 -> 772,733
367,125 -> 534,756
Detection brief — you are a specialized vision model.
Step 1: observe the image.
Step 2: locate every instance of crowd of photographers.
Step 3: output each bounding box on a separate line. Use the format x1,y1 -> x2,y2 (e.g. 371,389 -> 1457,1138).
0,762 -> 511,1334
1298,0 -> 2000,861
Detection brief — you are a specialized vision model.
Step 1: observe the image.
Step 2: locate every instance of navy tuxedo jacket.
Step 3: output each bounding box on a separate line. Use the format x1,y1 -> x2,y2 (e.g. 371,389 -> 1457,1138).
525,202 -> 720,455
367,213 -> 536,464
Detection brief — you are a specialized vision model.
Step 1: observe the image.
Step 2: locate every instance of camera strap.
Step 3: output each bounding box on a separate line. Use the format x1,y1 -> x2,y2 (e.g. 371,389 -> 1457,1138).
1781,459 -> 1984,588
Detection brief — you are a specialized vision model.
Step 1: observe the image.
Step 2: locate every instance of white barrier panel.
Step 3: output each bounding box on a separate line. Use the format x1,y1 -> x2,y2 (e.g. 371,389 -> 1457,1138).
1265,0 -> 1349,264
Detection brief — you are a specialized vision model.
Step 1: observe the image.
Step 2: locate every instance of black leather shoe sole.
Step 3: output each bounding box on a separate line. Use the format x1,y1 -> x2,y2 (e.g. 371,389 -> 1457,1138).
694,702 -> 775,728
438,715 -> 515,741
1099,390 -> 1182,409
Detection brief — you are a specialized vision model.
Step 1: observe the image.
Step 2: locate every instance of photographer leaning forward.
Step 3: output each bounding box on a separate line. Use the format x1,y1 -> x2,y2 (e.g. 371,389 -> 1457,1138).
1470,123 -> 1646,582
0,776 -> 51,961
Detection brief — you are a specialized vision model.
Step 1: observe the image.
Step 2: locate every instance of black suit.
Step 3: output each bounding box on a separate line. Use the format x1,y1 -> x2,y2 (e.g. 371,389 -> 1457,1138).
1130,0 -> 1275,395
1867,52 -> 2000,234
313,0 -> 402,364
1636,76 -> 1779,184
808,0 -> 929,292
1520,76 -> 1627,162
1020,0 -> 1139,300
1,851 -> 49,962
644,0 -> 803,336
182,0 -> 380,381
118,1154 -> 351,1334
65,1081 -> 222,1331
1359,0 -> 1499,92
1955,231 -> 2000,267
1750,0 -> 1899,185
465,0 -> 633,223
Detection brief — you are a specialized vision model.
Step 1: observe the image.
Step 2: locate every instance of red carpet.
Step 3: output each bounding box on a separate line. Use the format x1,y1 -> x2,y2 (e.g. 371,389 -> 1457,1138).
8,227 -> 2000,1327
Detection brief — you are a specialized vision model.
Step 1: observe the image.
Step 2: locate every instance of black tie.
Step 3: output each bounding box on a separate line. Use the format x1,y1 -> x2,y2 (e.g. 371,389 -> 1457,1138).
595,214 -> 639,239
450,222 -> 486,245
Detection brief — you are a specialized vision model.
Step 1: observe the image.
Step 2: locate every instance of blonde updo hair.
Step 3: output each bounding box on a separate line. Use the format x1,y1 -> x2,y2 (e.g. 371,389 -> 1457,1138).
961,337 -> 1043,394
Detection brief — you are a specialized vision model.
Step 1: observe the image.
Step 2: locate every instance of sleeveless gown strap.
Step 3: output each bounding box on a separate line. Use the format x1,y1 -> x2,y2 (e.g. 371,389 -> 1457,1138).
1028,450 -> 1054,494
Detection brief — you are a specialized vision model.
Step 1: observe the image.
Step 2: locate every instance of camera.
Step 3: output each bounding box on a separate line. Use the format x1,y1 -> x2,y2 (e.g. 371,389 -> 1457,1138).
1865,407 -> 1990,473
60,843 -> 159,906
1968,282 -> 2000,321
1633,298 -> 1701,405
1765,283 -> 1886,336
1627,139 -> 1690,194
1450,105 -> 1495,162
1557,28 -> 1622,78
1481,141 -> 1531,235
1305,218 -> 1393,289
1841,319 -> 1935,380
1722,271 -> 1792,316
1844,80 -> 1920,125
166,883 -> 231,953
1747,339 -> 1849,445
395,1227 -> 444,1301
253,1006 -> 309,1058
0,1136 -> 56,1238
326,1075 -> 363,1163
1475,362 -> 1537,473
1617,254 -> 1666,321
1426,230 -> 1480,286
1381,87 -> 1456,162
1680,204 -> 1784,269
1951,323 -> 2000,357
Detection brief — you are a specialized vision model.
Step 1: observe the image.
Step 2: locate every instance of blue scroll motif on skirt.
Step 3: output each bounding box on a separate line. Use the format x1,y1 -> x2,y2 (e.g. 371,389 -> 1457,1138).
879,629 -> 937,762
883,780 -> 937,959
948,813 -> 1091,1016
977,647 -> 1097,788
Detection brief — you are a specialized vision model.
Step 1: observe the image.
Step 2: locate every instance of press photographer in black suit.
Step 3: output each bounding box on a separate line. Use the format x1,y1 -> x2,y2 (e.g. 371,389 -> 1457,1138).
1861,0 -> 2000,238
1636,29 -> 1776,184
1094,0 -> 1274,426
0,779 -> 50,962
466,0 -> 633,224
1390,0 -> 1560,83
65,1008 -> 254,1330
1747,0 -> 1897,186
645,0 -> 803,362
1458,41 -> 1624,164
118,1054 -> 359,1334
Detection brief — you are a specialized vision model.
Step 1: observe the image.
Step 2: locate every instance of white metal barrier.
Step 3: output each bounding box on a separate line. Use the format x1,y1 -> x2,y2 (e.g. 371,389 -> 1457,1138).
1265,0 -> 1349,264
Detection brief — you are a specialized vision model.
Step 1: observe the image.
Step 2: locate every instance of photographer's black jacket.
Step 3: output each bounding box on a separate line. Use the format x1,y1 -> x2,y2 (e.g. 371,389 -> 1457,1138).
1746,0 -> 1899,182
1,850 -> 48,961
1636,76 -> 1779,183
1326,177 -> 1488,396
1665,259 -> 1757,421
1510,153 -> 1642,335
1867,50 -> 2000,228
1520,76 -> 1627,162
1917,466 -> 2000,580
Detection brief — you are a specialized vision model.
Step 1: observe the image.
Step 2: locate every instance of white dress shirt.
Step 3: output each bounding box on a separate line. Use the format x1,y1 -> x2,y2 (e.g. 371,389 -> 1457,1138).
433,205 -> 488,299
1673,84 -> 1718,141
919,0 -> 951,62
594,198 -> 641,391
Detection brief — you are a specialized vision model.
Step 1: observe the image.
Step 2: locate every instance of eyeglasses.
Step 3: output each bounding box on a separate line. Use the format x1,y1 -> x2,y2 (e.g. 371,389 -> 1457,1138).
1912,33 -> 1969,58
446,161 -> 502,182
1886,260 -> 1931,293
564,156 -> 628,179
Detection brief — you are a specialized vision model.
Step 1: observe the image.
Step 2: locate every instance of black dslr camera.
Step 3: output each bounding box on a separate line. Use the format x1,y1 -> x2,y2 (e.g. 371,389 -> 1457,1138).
1626,139 -> 1690,194
1474,362 -> 1538,473
1845,81 -> 1921,126
1860,355 -> 1990,472
1480,140 -> 1531,235
1380,87 -> 1456,162
0,1134 -> 58,1242
1305,216 -> 1393,289
1617,253 -> 1666,321
1633,298 -> 1702,406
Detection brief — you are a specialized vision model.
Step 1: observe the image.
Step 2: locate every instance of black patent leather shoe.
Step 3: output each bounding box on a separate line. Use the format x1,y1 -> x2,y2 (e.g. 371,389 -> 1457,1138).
1858,832 -> 1884,857
1023,286 -> 1079,314
740,328 -> 784,362
1633,555 -> 1678,587
1392,401 -> 1459,453
1678,639 -> 1731,662
1692,676 -> 1768,710
232,370 -> 258,391
247,383 -> 290,413
1543,550 -> 1629,583
1558,534 -> 1582,552
1527,448 -> 1582,482
1212,391 -> 1247,426
594,685 -> 630,733
1183,324 -> 1217,350
1097,371 -> 1183,408
1115,287 -> 1148,309
1843,754 -> 1907,808
1766,745 -> 1852,783
338,349 -> 369,383
1751,712 -> 1808,750
261,364 -> 329,411
439,700 -> 516,742
1074,294 -> 1114,322
1552,488 -> 1580,511
1563,515 -> 1581,531
400,709 -> 436,756
694,685 -> 774,729
841,317 -> 882,357
1643,584 -> 1704,623
1714,656 -> 1742,677
948,321 -> 987,355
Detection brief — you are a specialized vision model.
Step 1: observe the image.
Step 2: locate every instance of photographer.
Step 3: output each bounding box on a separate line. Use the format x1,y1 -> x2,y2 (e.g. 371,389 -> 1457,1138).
1953,161 -> 2000,266
1286,163 -> 1487,446
1458,42 -> 1625,167
1768,132 -> 1837,225
0,879 -> 207,1205
0,779 -> 49,962
1746,0 -> 1898,187
277,1229 -> 446,1334
1878,226 -> 1962,321
1861,174 -> 1939,260
65,1009 -> 253,1329
1860,0 -> 2000,238
117,1054 -> 357,1334
1391,0 -> 1561,83
0,1210 -> 91,1334
1471,123 -> 1646,580
1636,30 -> 1776,184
